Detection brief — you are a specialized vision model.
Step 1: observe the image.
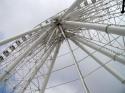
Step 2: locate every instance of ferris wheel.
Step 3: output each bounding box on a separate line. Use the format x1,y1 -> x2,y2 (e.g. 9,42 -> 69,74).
0,0 -> 125,93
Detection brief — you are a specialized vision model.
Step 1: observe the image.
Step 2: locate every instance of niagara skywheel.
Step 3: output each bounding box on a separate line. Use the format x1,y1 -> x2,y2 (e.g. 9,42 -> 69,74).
0,0 -> 125,93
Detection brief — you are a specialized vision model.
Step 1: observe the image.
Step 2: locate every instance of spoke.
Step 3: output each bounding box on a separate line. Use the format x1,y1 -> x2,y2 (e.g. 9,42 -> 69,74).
0,23 -> 53,46
8,45 -> 49,93
0,31 -> 42,65
13,26 -> 60,93
39,42 -> 61,93
62,20 -> 125,36
61,0 -> 83,19
58,25 -> 90,93
0,28 -> 38,47
71,34 -> 125,65
71,38 -> 125,83
0,0 -> 125,92
0,26 -> 55,81
17,42 -> 56,93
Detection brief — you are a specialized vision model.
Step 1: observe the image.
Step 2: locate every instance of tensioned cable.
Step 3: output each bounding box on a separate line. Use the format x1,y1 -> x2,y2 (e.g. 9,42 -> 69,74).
46,59 -> 113,89
34,33 -> 123,80
75,34 -> 125,56
5,44 -> 46,83
68,31 -> 125,57
10,41 -> 57,93
1,29 -> 52,78
8,58 -> 114,91
1,0 -> 124,92
0,29 -> 53,69
45,48 -> 124,90
9,32 -> 61,92
46,79 -> 79,89
86,33 -> 124,52
61,33 -> 124,60
79,1 -> 123,24
0,41 -> 45,70
57,47 -> 79,57
32,28 -> 125,91
78,34 -> 124,50
72,0 -> 121,20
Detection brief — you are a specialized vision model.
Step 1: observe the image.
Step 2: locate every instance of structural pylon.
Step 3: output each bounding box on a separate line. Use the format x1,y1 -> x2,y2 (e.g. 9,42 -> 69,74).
0,0 -> 125,93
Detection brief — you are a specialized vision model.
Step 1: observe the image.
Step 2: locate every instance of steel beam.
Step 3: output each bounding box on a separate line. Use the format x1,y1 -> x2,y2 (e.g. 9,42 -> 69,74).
0,23 -> 53,46
58,25 -> 90,93
39,42 -> 61,93
62,21 -> 125,36
71,35 -> 125,65
18,43 -> 56,93
11,29 -> 57,93
71,39 -> 125,83
0,28 -> 40,46
0,26 -> 56,81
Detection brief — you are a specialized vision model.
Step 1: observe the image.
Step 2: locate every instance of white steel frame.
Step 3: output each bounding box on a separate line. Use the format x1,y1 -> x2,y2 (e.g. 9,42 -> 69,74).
0,0 -> 125,93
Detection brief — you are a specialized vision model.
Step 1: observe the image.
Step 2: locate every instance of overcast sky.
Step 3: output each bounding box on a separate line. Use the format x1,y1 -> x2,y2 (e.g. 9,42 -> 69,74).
0,0 -> 75,39
0,0 -> 125,93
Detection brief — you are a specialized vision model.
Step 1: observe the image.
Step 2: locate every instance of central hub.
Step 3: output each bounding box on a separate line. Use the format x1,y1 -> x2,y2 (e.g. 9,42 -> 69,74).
54,19 -> 61,26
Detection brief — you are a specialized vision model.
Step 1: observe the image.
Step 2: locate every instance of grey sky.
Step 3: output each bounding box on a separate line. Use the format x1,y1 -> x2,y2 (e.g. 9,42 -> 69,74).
0,0 -> 75,39
0,0 -> 125,93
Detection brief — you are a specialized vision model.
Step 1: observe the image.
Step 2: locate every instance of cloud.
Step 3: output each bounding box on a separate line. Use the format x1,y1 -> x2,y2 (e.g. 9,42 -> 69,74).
0,0 -> 125,93
0,0 -> 75,38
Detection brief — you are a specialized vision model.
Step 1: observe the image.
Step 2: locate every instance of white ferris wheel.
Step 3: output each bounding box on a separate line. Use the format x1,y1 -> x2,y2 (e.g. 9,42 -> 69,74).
0,0 -> 125,93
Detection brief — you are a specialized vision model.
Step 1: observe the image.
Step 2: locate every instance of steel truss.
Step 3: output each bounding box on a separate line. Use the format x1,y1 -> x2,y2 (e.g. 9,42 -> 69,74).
0,0 -> 125,93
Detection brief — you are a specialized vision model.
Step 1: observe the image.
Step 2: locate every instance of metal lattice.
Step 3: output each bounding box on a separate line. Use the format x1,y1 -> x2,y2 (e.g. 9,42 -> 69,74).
0,0 -> 125,93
